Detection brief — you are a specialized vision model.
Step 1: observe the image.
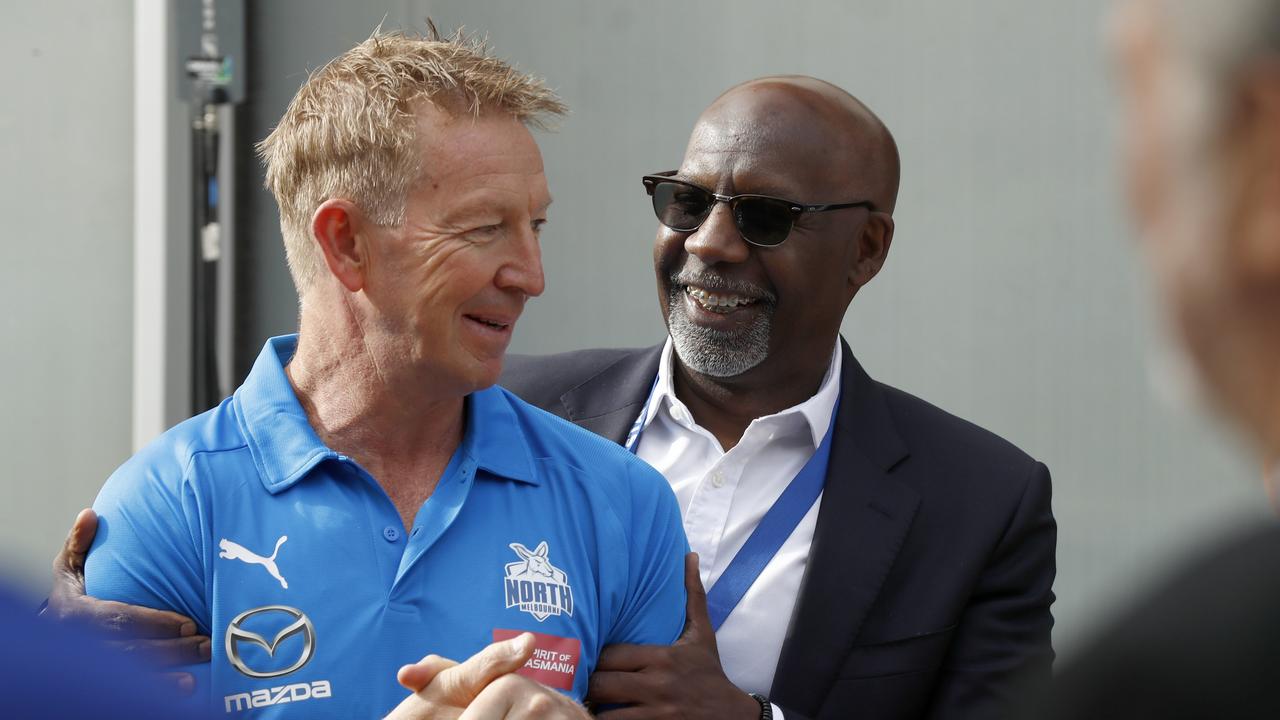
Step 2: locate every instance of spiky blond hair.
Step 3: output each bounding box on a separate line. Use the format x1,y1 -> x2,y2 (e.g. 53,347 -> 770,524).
257,26 -> 567,295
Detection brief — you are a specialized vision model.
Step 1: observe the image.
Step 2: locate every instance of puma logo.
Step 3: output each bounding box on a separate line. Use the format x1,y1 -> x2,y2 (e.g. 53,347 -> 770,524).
219,536 -> 289,589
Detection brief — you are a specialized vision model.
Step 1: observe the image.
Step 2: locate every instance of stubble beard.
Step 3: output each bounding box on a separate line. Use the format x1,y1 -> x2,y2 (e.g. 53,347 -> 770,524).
666,281 -> 774,379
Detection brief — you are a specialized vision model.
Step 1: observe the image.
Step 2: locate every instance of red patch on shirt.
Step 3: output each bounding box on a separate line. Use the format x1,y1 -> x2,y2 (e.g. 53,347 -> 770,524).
492,629 -> 581,691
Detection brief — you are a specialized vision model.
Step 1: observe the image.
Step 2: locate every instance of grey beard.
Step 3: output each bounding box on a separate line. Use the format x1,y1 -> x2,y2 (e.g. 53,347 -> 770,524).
667,286 -> 773,378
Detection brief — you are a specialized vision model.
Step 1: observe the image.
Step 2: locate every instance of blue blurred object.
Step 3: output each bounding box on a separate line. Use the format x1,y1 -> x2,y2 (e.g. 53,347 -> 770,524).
0,581 -> 208,719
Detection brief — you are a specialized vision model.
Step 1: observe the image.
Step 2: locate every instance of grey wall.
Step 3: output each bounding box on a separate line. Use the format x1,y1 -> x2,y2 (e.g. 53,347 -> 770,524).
0,1 -> 135,590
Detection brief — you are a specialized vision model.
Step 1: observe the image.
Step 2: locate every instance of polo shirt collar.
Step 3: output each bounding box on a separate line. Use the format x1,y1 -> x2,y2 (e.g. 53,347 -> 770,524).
235,335 -> 335,494
235,335 -> 538,494
462,385 -> 539,485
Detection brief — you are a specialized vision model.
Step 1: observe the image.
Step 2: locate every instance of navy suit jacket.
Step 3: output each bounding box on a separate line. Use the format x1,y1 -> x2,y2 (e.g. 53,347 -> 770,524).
499,340 -> 1056,720
1023,521 -> 1280,719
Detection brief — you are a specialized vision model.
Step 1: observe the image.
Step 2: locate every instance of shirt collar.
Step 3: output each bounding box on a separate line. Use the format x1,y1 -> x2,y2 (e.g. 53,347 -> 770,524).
235,334 -> 538,494
639,336 -> 844,448
462,385 -> 539,485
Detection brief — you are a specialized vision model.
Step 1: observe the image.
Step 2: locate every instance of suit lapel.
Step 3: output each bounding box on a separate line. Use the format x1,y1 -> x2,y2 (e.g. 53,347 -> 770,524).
554,340 -> 917,713
558,345 -> 663,444
770,341 -> 919,714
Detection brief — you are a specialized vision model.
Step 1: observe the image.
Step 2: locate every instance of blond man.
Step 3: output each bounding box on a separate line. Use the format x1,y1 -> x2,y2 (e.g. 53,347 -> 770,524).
82,30 -> 686,719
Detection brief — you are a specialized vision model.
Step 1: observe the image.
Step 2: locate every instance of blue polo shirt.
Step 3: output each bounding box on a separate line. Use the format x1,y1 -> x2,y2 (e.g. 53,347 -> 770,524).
86,335 -> 687,718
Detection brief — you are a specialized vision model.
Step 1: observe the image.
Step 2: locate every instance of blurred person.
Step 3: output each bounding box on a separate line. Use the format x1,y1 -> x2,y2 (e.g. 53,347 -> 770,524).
2,577 -> 215,719
48,75 -> 1057,720
1025,0 -> 1280,716
71,28 -> 689,720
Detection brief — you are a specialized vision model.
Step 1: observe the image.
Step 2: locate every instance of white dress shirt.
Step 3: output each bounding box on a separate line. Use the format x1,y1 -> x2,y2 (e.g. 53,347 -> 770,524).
632,337 -> 843,711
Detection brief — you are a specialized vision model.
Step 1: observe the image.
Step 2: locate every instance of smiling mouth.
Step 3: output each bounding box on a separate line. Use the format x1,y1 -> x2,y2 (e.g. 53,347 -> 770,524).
464,314 -> 513,331
684,286 -> 762,314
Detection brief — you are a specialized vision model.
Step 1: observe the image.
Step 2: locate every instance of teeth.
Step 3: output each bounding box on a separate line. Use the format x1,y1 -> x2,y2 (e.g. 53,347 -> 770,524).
685,286 -> 757,311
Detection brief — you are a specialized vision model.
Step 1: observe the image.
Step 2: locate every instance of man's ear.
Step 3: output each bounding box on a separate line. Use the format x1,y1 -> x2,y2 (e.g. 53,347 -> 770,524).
849,213 -> 895,289
311,199 -> 369,293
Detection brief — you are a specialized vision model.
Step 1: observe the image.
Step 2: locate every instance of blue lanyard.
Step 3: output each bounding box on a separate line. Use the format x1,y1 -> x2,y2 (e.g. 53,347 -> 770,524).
626,376 -> 840,631
622,375 -> 660,454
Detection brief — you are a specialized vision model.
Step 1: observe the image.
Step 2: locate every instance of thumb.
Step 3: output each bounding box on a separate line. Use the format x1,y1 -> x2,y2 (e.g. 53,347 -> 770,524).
431,632 -> 536,705
51,509 -> 97,594
679,552 -> 716,650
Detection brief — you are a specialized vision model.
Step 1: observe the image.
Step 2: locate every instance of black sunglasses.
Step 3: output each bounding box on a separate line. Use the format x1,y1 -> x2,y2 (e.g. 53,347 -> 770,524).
641,171 -> 875,247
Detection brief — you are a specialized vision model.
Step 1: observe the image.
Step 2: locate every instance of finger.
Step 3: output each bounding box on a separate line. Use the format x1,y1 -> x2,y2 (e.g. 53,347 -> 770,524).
61,597 -> 200,639
431,633 -> 536,705
50,509 -> 97,589
460,675 -> 588,720
679,552 -> 715,648
456,678 -> 520,720
398,654 -> 458,692
594,643 -> 660,672
67,508 -> 98,556
585,669 -> 653,705
161,672 -> 196,696
384,691 -> 463,720
594,707 -> 657,720
105,635 -> 212,667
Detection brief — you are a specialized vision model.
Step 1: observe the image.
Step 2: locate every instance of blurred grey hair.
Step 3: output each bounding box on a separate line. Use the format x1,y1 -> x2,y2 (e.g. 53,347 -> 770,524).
1160,0 -> 1280,105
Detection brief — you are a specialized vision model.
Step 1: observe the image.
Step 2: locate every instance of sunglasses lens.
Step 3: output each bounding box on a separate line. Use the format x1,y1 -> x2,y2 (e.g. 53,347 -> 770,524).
734,198 -> 794,247
652,182 -> 712,232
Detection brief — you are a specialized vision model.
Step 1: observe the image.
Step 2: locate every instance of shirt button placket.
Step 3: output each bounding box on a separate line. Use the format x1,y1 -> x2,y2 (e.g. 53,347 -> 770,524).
383,526 -> 401,542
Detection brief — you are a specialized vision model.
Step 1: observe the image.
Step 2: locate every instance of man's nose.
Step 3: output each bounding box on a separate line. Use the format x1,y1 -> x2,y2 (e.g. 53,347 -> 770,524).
684,202 -> 751,265
496,225 -> 546,298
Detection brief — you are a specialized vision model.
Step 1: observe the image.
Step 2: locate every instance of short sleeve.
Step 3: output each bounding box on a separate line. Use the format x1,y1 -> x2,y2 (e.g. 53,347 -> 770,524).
86,447 -> 210,624
606,459 -> 689,646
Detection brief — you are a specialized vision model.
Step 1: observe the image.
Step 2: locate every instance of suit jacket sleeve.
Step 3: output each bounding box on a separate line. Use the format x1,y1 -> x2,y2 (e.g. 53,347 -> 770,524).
926,460 -> 1056,719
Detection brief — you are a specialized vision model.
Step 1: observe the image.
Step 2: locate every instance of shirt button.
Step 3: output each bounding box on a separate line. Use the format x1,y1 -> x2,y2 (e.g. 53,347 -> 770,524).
711,471 -> 726,488
382,526 -> 401,542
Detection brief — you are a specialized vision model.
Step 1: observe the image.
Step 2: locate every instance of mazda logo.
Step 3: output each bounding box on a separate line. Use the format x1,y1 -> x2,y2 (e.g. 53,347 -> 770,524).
225,605 -> 316,679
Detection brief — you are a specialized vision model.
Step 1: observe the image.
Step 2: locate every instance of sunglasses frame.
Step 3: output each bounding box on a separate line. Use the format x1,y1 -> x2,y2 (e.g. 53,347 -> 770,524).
641,170 -> 876,247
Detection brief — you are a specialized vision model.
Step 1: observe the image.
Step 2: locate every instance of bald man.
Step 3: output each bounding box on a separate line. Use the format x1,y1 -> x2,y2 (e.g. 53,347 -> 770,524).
49,76 -> 1055,719
500,76 -> 1057,720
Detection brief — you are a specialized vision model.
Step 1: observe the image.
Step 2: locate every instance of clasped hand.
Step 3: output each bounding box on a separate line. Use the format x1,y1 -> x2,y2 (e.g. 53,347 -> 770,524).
389,554 -> 760,720
386,632 -> 589,720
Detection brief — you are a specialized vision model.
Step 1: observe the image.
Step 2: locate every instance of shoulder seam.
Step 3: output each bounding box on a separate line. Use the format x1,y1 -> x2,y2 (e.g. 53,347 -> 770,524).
179,443 -> 251,479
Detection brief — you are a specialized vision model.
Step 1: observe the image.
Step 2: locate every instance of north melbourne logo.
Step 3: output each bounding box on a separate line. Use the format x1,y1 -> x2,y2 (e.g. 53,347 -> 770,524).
504,541 -> 574,622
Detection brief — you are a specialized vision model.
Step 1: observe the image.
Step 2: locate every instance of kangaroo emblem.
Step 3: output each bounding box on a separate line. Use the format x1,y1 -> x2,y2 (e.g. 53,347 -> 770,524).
504,541 -> 573,621
219,536 -> 289,589
507,542 -> 567,584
